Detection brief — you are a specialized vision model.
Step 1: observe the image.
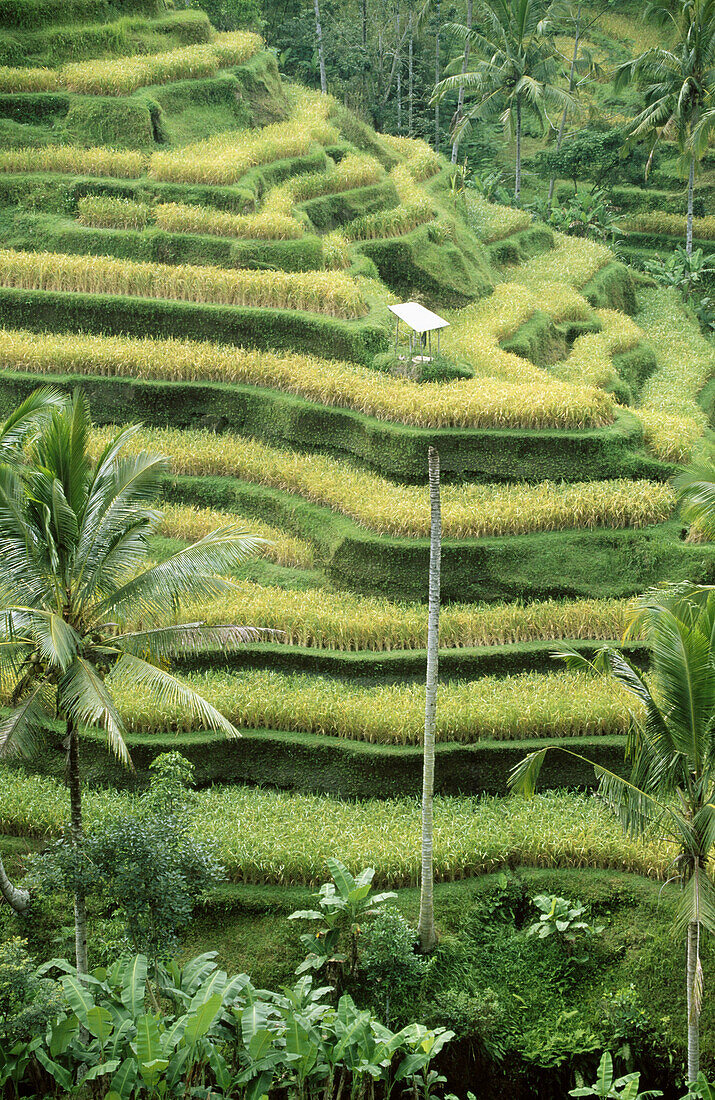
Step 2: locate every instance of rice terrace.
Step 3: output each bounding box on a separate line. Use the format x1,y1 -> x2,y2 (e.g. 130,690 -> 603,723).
0,0 -> 715,1096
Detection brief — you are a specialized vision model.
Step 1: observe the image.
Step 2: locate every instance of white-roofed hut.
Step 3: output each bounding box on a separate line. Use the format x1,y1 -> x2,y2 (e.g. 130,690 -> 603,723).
388,301 -> 450,362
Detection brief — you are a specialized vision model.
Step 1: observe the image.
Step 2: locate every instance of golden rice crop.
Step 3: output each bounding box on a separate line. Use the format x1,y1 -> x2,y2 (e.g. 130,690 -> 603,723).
149,88 -> 337,185
142,579 -> 631,651
0,249 -> 366,319
61,31 -> 262,95
103,666 -> 633,744
77,195 -> 152,230
159,503 -> 313,568
89,424 -> 675,538
554,309 -> 644,389
322,231 -> 350,269
0,144 -> 145,178
510,233 -> 613,290
465,192 -> 532,243
634,287 -> 711,462
0,66 -> 61,92
344,198 -> 433,241
380,134 -> 441,180
288,154 -> 384,201
0,327 -> 617,432
620,211 -> 715,240
0,771 -> 671,886
153,200 -> 304,240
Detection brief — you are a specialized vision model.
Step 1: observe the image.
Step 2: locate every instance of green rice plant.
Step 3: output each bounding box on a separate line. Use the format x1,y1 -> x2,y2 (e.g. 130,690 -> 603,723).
465,192 -> 532,243
633,287 -> 711,462
77,194 -> 152,231
344,163 -> 433,241
0,327 -> 617,432
322,231 -> 351,269
0,249 -> 367,318
288,154 -> 384,201
620,211 -> 715,240
153,200 -> 304,240
135,581 -> 632,651
96,666 -> 633,744
149,88 -> 337,185
60,30 -> 262,95
159,503 -> 313,568
554,309 -> 644,389
0,771 -> 672,886
0,144 -> 145,178
89,425 -> 676,539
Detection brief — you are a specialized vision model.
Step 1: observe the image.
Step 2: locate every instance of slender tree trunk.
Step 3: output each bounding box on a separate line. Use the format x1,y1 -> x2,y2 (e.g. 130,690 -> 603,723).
687,154 -> 695,257
0,854 -> 29,913
434,0 -> 440,151
687,919 -> 701,1083
396,8 -> 402,134
408,11 -> 413,136
418,446 -> 440,954
548,1 -> 581,206
68,717 -> 88,976
451,0 -> 472,164
362,0 -> 368,105
314,0 -> 327,95
515,97 -> 522,203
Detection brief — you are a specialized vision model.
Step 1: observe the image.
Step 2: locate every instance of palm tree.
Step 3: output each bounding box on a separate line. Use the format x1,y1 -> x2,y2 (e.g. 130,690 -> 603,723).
451,0 -> 473,164
418,446 -> 440,953
676,455 -> 715,540
511,584 -> 715,1083
433,0 -> 574,202
0,392 -> 263,973
615,0 -> 715,256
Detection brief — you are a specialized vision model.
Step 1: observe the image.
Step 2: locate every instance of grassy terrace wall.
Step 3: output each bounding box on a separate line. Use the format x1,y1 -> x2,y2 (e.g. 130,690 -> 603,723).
0,370 -> 672,483
23,726 -> 631,797
0,287 -> 388,361
163,477 -> 714,601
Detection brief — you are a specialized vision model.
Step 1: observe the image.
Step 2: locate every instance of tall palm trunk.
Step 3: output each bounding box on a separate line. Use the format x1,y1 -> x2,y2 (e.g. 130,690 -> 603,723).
687,918 -> 701,1082
418,446 -> 440,954
687,154 -> 695,256
314,0 -> 327,94
0,855 -> 29,913
514,97 -> 522,202
434,0 -> 440,151
451,0 -> 472,163
395,8 -> 402,133
548,1 -> 581,206
67,716 -> 89,976
408,11 -> 414,135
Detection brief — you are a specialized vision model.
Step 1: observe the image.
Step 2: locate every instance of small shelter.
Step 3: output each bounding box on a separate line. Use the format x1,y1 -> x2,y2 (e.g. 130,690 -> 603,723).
388,301 -> 450,361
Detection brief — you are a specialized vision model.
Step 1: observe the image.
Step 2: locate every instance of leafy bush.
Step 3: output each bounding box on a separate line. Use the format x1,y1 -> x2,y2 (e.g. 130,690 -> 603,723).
424,987 -> 506,1058
527,895 -> 605,955
359,907 -> 429,1025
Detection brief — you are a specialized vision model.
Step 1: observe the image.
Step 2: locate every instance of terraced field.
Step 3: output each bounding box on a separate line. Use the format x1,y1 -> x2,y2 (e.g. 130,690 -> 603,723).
0,0 -> 713,808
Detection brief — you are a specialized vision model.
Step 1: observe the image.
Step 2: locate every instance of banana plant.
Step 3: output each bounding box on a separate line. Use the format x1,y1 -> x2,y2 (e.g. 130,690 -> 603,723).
288,859 -> 397,988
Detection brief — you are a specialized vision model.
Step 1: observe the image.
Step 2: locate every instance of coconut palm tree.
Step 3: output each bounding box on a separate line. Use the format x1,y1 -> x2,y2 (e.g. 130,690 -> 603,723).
433,0 -> 574,201
676,455 -> 715,540
0,392 -> 263,973
418,446 -> 440,953
615,0 -> 715,256
511,584 -> 715,1083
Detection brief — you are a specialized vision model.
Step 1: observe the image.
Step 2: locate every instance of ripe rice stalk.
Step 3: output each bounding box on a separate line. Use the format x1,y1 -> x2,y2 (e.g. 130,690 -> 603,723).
554,309 -> 645,389
322,231 -> 350,269
159,503 -> 313,568
77,195 -> 152,230
154,200 -> 304,239
288,154 -> 384,201
142,581 -> 632,651
633,287 -> 711,462
465,192 -> 531,243
620,211 -> 715,240
380,134 -> 441,180
0,249 -> 366,319
0,144 -> 145,178
0,66 -> 60,92
0,327 -> 618,431
509,233 -> 613,290
0,771 -> 672,887
88,424 -> 676,538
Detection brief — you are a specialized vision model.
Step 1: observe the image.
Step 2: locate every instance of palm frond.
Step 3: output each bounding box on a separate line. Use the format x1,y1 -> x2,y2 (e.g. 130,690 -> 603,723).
58,657 -> 130,766
0,684 -> 48,760
0,387 -> 66,459
115,622 -> 277,662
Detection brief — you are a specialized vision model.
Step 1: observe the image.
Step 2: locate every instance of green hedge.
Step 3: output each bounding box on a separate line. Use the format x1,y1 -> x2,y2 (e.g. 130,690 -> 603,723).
4,213 -> 324,271
299,181 -> 400,230
620,229 -> 715,256
0,92 -> 70,123
609,185 -> 707,216
0,288 -> 388,363
487,224 -> 554,266
0,371 -> 673,484
63,97 -> 158,149
0,0 -> 165,28
165,476 -> 714,602
30,725 -> 630,797
581,262 -> 637,315
177,639 -> 648,683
